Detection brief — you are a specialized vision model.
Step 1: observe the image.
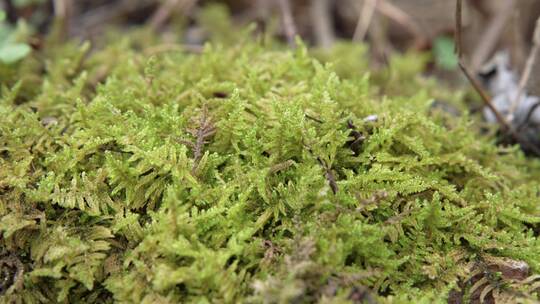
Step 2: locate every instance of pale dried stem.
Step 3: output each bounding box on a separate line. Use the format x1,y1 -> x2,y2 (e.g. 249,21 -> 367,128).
470,0 -> 517,72
508,17 -> 540,121
353,0 -> 378,42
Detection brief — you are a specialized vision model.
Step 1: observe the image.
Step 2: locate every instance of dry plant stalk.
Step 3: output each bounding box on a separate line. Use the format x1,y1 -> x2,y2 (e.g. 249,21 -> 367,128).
353,0 -> 378,42
457,62 -> 507,128
508,17 -> 540,121
180,107 -> 216,173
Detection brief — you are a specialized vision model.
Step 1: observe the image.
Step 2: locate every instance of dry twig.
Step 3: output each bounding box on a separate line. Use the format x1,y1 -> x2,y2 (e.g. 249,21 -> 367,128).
454,0 -> 506,130
353,0 -> 378,42
508,17 -> 540,120
318,157 -> 338,195
303,142 -> 338,194
457,61 -> 507,129
180,107 -> 216,173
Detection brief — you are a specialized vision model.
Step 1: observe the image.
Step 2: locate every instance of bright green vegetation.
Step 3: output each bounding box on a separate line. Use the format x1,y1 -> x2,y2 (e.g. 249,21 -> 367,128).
2,23 -> 540,303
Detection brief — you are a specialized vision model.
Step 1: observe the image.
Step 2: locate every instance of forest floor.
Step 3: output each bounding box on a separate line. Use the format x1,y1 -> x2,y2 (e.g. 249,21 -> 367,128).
2,1 -> 540,303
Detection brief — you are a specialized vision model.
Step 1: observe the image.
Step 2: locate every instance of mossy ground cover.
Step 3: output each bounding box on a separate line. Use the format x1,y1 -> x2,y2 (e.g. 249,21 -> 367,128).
2,26 -> 540,303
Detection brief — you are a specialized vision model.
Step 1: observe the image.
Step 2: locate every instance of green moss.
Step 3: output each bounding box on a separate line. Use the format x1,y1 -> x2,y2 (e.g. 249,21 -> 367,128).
2,29 -> 540,303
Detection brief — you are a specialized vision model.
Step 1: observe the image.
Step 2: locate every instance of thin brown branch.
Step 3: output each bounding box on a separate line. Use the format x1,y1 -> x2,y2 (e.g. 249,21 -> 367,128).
458,61 -> 506,128
454,0 -> 505,125
276,0 -> 297,48
303,142 -> 338,194
318,157 -> 338,195
185,107 -> 216,173
304,113 -> 324,124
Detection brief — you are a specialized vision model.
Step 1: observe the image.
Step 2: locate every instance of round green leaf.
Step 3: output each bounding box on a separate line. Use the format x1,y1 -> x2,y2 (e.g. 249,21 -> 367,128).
0,43 -> 31,64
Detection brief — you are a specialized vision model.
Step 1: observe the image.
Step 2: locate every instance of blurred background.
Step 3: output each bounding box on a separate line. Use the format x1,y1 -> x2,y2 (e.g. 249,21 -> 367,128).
1,0 -> 540,92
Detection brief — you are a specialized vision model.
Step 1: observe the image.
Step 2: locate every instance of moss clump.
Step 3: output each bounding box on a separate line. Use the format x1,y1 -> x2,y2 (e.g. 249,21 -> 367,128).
2,33 -> 540,303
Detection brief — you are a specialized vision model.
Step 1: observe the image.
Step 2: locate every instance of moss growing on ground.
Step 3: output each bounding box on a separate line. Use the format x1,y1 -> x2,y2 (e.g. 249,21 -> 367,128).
2,31 -> 540,303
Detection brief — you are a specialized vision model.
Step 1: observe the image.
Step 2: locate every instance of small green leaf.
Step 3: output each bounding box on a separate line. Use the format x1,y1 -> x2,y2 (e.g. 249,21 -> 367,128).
0,43 -> 31,63
433,36 -> 458,70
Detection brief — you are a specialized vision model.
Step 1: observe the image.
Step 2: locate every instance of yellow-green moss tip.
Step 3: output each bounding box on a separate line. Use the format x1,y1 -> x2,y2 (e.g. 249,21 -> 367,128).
2,33 -> 540,303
